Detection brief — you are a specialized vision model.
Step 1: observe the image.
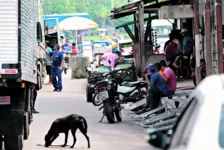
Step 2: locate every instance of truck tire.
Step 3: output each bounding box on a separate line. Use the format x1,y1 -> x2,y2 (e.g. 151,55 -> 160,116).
0,136 -> 2,150
23,113 -> 30,140
103,101 -> 115,124
4,135 -> 23,150
36,75 -> 42,90
86,85 -> 93,103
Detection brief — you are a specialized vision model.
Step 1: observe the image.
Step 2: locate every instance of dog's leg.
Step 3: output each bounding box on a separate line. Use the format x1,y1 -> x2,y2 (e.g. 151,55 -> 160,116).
79,126 -> 90,148
70,129 -> 77,148
62,131 -> 69,147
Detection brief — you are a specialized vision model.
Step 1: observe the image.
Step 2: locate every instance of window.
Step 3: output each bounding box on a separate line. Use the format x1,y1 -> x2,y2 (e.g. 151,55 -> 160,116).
219,105 -> 224,148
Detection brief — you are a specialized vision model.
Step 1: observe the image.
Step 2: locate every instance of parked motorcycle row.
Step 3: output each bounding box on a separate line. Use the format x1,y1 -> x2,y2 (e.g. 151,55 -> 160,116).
85,60 -> 147,124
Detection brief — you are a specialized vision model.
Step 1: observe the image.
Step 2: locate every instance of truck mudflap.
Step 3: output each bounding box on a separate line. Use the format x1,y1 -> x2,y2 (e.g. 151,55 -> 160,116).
0,88 -> 25,136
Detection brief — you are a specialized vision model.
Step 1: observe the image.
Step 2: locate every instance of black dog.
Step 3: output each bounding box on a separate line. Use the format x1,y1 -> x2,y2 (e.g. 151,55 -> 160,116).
45,114 -> 90,148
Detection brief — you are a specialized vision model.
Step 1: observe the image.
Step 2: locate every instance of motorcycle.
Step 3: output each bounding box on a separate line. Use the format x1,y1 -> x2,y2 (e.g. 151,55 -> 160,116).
85,59 -> 110,103
93,68 -> 147,123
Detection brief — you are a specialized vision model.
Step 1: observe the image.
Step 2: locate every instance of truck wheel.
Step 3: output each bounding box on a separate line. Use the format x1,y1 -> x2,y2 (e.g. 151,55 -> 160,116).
5,135 -> 23,150
23,113 -> 30,140
86,85 -> 93,103
103,101 -> 115,124
0,136 -> 2,150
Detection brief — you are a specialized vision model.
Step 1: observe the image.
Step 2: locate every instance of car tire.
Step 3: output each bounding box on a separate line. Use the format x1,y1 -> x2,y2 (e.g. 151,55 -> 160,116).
4,135 -> 23,150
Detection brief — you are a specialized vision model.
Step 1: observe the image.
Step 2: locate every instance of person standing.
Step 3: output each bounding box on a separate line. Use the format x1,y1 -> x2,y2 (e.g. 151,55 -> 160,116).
44,41 -> 53,85
40,44 -> 65,92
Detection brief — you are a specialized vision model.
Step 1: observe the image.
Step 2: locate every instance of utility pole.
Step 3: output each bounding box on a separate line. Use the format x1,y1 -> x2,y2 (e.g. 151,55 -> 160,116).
215,0 -> 223,73
204,1 -> 212,76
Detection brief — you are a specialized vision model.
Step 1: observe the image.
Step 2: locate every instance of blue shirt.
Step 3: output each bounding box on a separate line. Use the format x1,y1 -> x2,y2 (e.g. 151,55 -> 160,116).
45,47 -> 52,66
50,51 -> 64,68
150,72 -> 168,94
62,43 -> 72,53
182,36 -> 192,54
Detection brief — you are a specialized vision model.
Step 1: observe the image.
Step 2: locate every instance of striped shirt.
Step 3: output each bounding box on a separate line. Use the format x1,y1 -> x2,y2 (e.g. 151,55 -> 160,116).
165,42 -> 178,61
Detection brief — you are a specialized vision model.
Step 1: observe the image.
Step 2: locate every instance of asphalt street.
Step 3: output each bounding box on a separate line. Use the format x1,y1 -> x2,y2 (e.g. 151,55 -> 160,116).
23,71 -> 149,150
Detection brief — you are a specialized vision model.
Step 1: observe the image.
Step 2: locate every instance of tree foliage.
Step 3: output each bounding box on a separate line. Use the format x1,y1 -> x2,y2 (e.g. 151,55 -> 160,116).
43,0 -> 134,28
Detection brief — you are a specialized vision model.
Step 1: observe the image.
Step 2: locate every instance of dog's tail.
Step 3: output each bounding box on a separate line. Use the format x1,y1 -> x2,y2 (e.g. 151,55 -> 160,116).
80,116 -> 88,133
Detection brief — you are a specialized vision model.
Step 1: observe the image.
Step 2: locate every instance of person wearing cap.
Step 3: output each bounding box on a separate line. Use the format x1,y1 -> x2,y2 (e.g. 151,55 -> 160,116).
160,60 -> 177,95
137,64 -> 168,114
180,28 -> 193,55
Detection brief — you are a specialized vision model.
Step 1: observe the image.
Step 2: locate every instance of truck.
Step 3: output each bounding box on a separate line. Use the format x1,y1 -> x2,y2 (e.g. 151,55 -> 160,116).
0,0 -> 45,149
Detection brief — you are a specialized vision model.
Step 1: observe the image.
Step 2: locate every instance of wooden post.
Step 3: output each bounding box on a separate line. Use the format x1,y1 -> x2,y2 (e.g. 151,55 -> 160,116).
204,1 -> 212,76
215,0 -> 223,73
138,1 -> 145,77
194,1 -> 201,84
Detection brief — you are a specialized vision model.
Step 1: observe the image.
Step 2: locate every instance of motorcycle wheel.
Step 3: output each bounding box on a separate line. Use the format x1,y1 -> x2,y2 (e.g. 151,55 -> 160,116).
114,107 -> 122,122
86,85 -> 93,103
92,93 -> 103,106
103,101 -> 115,124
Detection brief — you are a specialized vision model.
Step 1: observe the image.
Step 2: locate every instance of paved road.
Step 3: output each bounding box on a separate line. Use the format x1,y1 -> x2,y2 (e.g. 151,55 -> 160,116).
23,72 -> 149,150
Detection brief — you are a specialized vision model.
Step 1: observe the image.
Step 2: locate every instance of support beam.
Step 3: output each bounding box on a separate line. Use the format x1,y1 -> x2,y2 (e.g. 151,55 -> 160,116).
215,0 -> 223,73
138,2 -> 145,77
204,1 -> 212,76
194,1 -> 201,84
124,26 -> 137,43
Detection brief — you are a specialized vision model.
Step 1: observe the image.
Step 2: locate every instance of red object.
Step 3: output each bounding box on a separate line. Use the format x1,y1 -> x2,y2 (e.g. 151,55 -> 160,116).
153,48 -> 160,54
72,46 -> 77,54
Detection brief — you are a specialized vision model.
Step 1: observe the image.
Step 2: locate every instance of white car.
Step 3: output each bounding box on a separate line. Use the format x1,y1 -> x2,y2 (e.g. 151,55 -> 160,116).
147,74 -> 224,150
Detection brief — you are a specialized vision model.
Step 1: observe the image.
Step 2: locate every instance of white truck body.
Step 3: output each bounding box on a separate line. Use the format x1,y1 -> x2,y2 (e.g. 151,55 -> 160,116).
0,0 -> 39,84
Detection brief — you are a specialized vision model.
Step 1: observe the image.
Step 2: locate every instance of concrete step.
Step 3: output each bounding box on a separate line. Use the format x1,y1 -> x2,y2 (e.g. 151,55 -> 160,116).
147,118 -> 178,128
132,106 -> 165,119
140,112 -> 176,127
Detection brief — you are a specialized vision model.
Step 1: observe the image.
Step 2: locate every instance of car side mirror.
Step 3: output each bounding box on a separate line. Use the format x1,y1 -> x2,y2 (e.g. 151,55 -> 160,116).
147,131 -> 169,149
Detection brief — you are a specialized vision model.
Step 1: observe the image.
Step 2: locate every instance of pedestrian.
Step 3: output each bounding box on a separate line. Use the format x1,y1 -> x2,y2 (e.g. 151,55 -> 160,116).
160,60 -> 177,95
62,39 -> 72,53
44,41 -> 53,85
154,63 -> 167,81
40,44 -> 65,92
71,43 -> 78,55
98,51 -> 124,70
137,64 -> 168,114
32,85 -> 39,113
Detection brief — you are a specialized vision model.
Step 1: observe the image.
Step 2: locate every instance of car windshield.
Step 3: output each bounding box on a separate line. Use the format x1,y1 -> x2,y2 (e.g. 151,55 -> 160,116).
219,104 -> 224,148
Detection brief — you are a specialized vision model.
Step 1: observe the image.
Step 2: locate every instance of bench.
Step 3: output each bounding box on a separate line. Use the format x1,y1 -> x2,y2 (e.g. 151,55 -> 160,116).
161,90 -> 192,112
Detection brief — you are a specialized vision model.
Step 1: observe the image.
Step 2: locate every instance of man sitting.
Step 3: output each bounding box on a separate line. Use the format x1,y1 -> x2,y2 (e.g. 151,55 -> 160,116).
137,64 -> 168,114
160,60 -> 177,95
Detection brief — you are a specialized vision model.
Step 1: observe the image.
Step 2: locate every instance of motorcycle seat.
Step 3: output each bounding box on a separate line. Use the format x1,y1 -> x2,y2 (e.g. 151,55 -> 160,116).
121,81 -> 147,87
